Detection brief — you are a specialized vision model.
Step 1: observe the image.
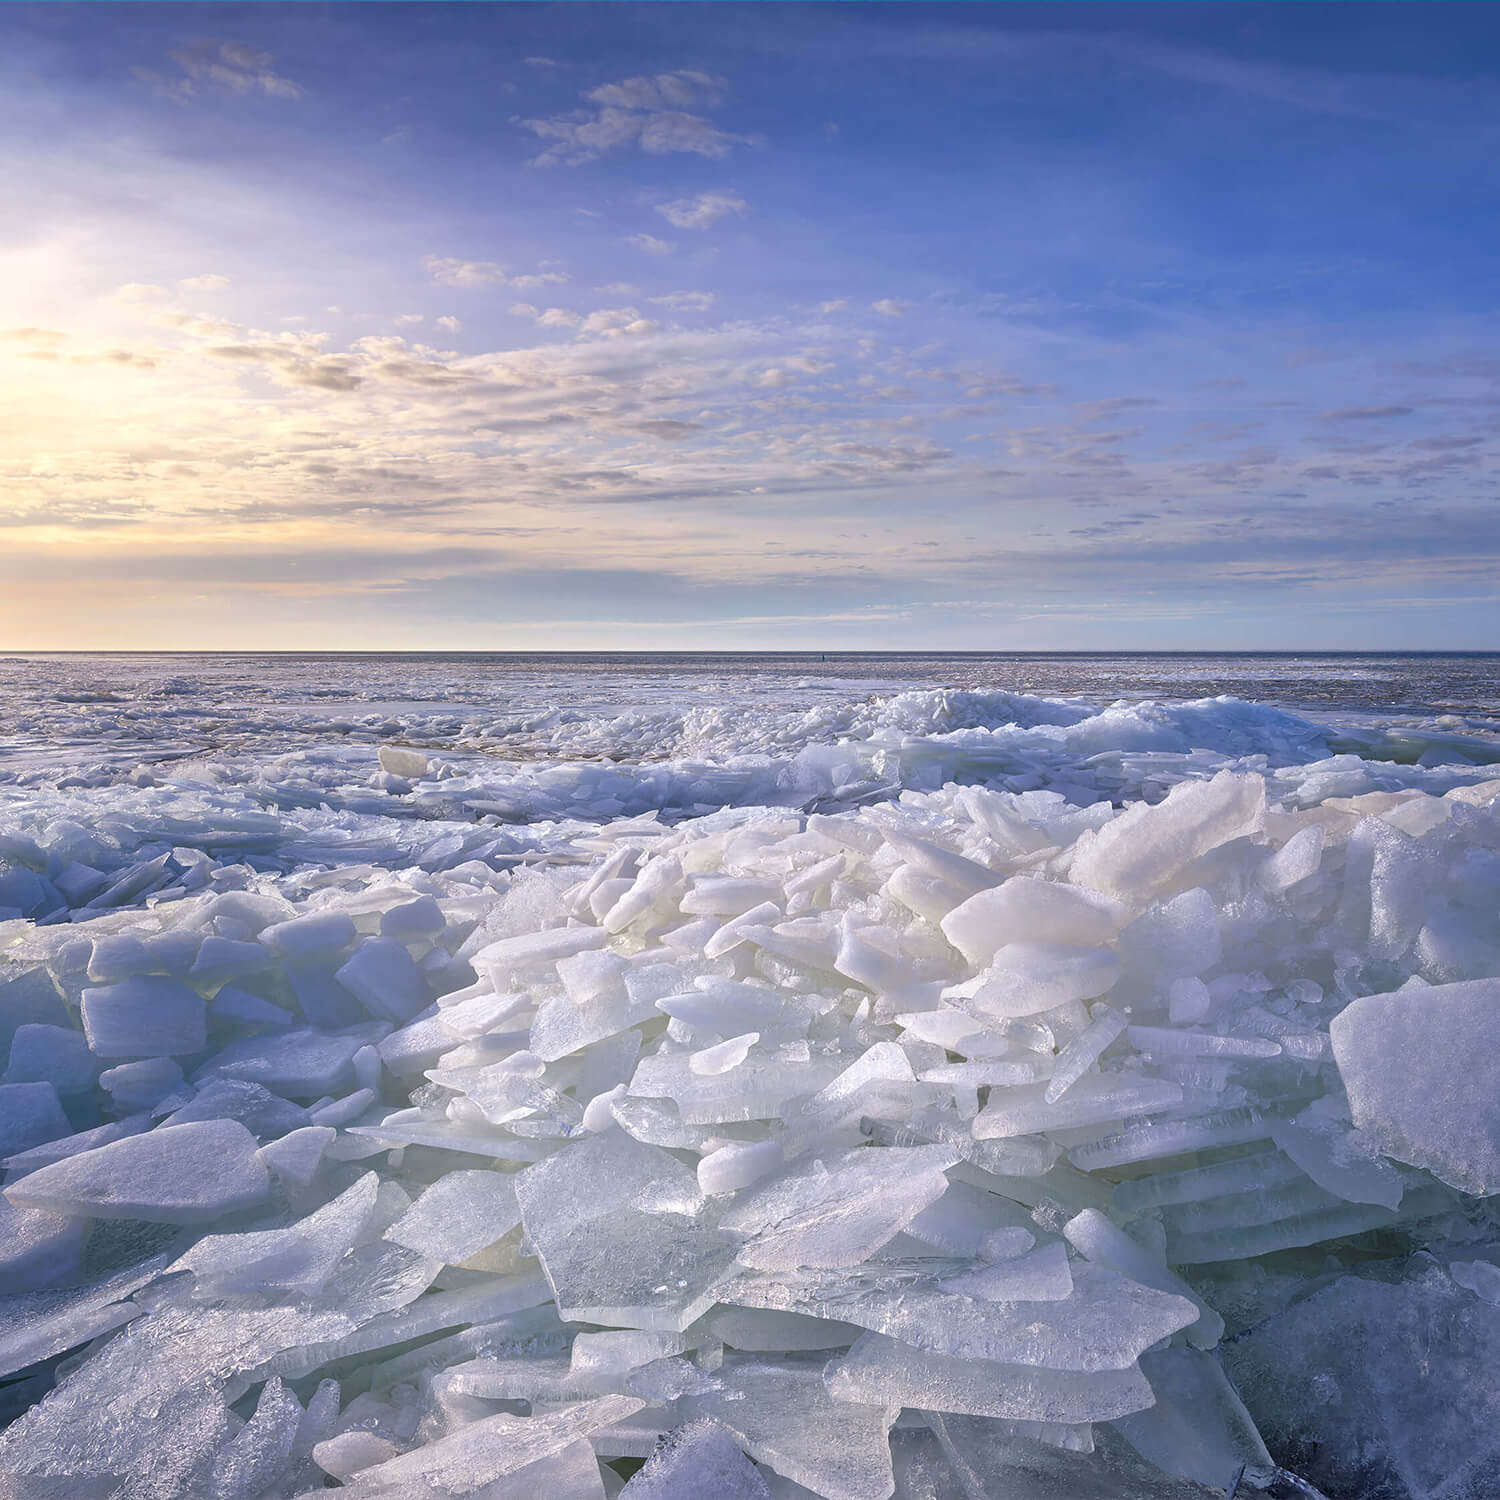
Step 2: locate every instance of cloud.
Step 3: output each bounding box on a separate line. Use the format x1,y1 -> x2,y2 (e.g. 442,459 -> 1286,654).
508,271 -> 569,289
1322,405 -> 1416,421
524,57 -> 561,70
579,308 -> 659,338
871,299 -> 907,318
423,256 -> 508,288
626,234 -> 675,256
818,300 -> 849,316
435,315 -> 461,332
114,283 -> 170,303
394,314 -> 425,326
514,71 -> 760,167
656,190 -> 748,230
1,328 -> 66,346
651,292 -> 716,311
178,273 -> 230,293
136,39 -> 304,102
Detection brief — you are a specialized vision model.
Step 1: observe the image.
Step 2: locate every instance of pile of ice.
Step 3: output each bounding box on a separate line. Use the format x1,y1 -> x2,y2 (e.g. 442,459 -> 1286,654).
2,765 -> 1500,1497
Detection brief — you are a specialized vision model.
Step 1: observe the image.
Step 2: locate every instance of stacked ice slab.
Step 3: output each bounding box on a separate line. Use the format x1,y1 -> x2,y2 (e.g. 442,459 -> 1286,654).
1,766 -> 1498,1498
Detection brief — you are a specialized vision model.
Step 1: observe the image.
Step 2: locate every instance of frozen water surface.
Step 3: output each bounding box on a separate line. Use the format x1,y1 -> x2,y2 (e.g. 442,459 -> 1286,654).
0,651 -> 1498,1496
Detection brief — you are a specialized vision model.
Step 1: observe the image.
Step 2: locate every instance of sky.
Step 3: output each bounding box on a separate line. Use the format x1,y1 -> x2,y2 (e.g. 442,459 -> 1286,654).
3,2 -> 1500,651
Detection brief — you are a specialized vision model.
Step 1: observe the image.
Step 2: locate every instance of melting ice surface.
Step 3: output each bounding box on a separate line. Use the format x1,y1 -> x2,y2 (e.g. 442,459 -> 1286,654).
1,651 -> 1499,1498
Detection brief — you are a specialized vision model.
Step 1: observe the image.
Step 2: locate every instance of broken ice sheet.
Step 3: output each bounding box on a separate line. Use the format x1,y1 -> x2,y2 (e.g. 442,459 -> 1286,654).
720,1145 -> 960,1272
724,1258 -> 1197,1371
682,1354 -> 897,1500
382,1168 -> 522,1264
516,1132 -> 743,1330
348,1393 -> 643,1493
825,1331 -> 1155,1422
4,1117 -> 272,1224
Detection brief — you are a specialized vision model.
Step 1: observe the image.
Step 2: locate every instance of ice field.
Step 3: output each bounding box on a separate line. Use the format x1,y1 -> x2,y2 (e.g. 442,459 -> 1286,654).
2,652 -> 1500,1498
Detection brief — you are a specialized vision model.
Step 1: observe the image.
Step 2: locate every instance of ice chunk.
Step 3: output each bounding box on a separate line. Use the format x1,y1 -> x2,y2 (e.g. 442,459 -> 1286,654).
3,1023 -> 99,1094
826,1331 -> 1155,1422
1070,769 -> 1265,902
727,1259 -> 1197,1371
99,1055 -> 186,1110
973,1073 -> 1183,1139
168,1171 -> 380,1297
1062,1209 -> 1222,1348
699,1139 -> 784,1196
1044,1005 -> 1127,1103
256,1124 -> 334,1188
384,1169 -> 522,1263
380,892 -> 445,938
0,1082 -> 71,1158
940,878 -> 1120,968
0,1194 -> 86,1293
349,1394 -> 644,1489
1113,1344 -> 1272,1490
1116,887 -> 1222,983
80,975 -> 207,1057
620,1420 -> 772,1499
690,1032 -> 760,1075
259,909 -> 357,957
195,1023 -> 385,1098
6,1117 -> 271,1223
721,1145 -> 958,1272
206,1376 -> 302,1499
1331,975 -> 1500,1194
954,942 -> 1122,1019
683,1354 -> 896,1500
1224,1263 -> 1500,1500
515,1132 -> 742,1330
378,743 -> 430,778
336,935 -> 431,1022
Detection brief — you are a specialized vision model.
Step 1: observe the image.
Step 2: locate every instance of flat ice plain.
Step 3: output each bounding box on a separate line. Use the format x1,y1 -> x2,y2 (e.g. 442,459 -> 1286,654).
1,650 -> 1499,1499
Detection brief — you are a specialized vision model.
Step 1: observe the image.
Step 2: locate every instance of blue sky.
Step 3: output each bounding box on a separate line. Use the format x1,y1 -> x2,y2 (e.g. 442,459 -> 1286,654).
3,3 -> 1499,649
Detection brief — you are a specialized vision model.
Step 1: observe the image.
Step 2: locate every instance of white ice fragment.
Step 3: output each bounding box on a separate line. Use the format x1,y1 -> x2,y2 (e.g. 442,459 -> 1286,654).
825,1331 -> 1154,1423
972,1073 -> 1183,1139
255,1125 -> 335,1189
1044,1005 -> 1128,1103
0,1083 -> 71,1159
314,1430 -> 400,1481
954,942 -> 1122,1020
618,1420 -> 770,1499
936,1241 -> 1074,1303
722,1145 -> 958,1271
1331,975 -> 1500,1195
472,926 -> 608,984
5,1118 -> 271,1224
698,1139 -> 783,1196
335,936 -> 431,1022
1069,769 -> 1265,902
383,1169 -> 522,1263
377,744 -> 430,778
350,1395 -> 644,1489
602,856 -> 686,934
1258,822 -> 1325,893
940,878 -> 1120,969
1126,1025 -> 1282,1060
690,1033 -> 759,1076
169,1171 -> 380,1297
1062,1208 -> 1222,1348
259,910 -> 357,958
1450,1260 -> 1500,1303
80,975 -> 207,1057
1167,977 -> 1211,1024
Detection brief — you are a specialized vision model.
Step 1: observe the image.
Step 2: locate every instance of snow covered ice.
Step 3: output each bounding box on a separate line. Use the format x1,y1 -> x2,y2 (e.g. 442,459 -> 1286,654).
1,651 -> 1500,1497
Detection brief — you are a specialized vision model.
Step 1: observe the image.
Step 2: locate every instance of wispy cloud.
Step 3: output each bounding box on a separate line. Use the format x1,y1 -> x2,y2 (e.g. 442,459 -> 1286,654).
514,71 -> 761,166
656,190 -> 748,230
134,39 -> 304,102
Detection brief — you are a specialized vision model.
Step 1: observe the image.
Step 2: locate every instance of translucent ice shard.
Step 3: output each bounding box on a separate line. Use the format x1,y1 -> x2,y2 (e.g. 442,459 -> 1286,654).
5,1118 -> 272,1224
1330,975 -> 1500,1195
684,1354 -> 897,1500
825,1331 -> 1155,1422
720,1145 -> 959,1272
